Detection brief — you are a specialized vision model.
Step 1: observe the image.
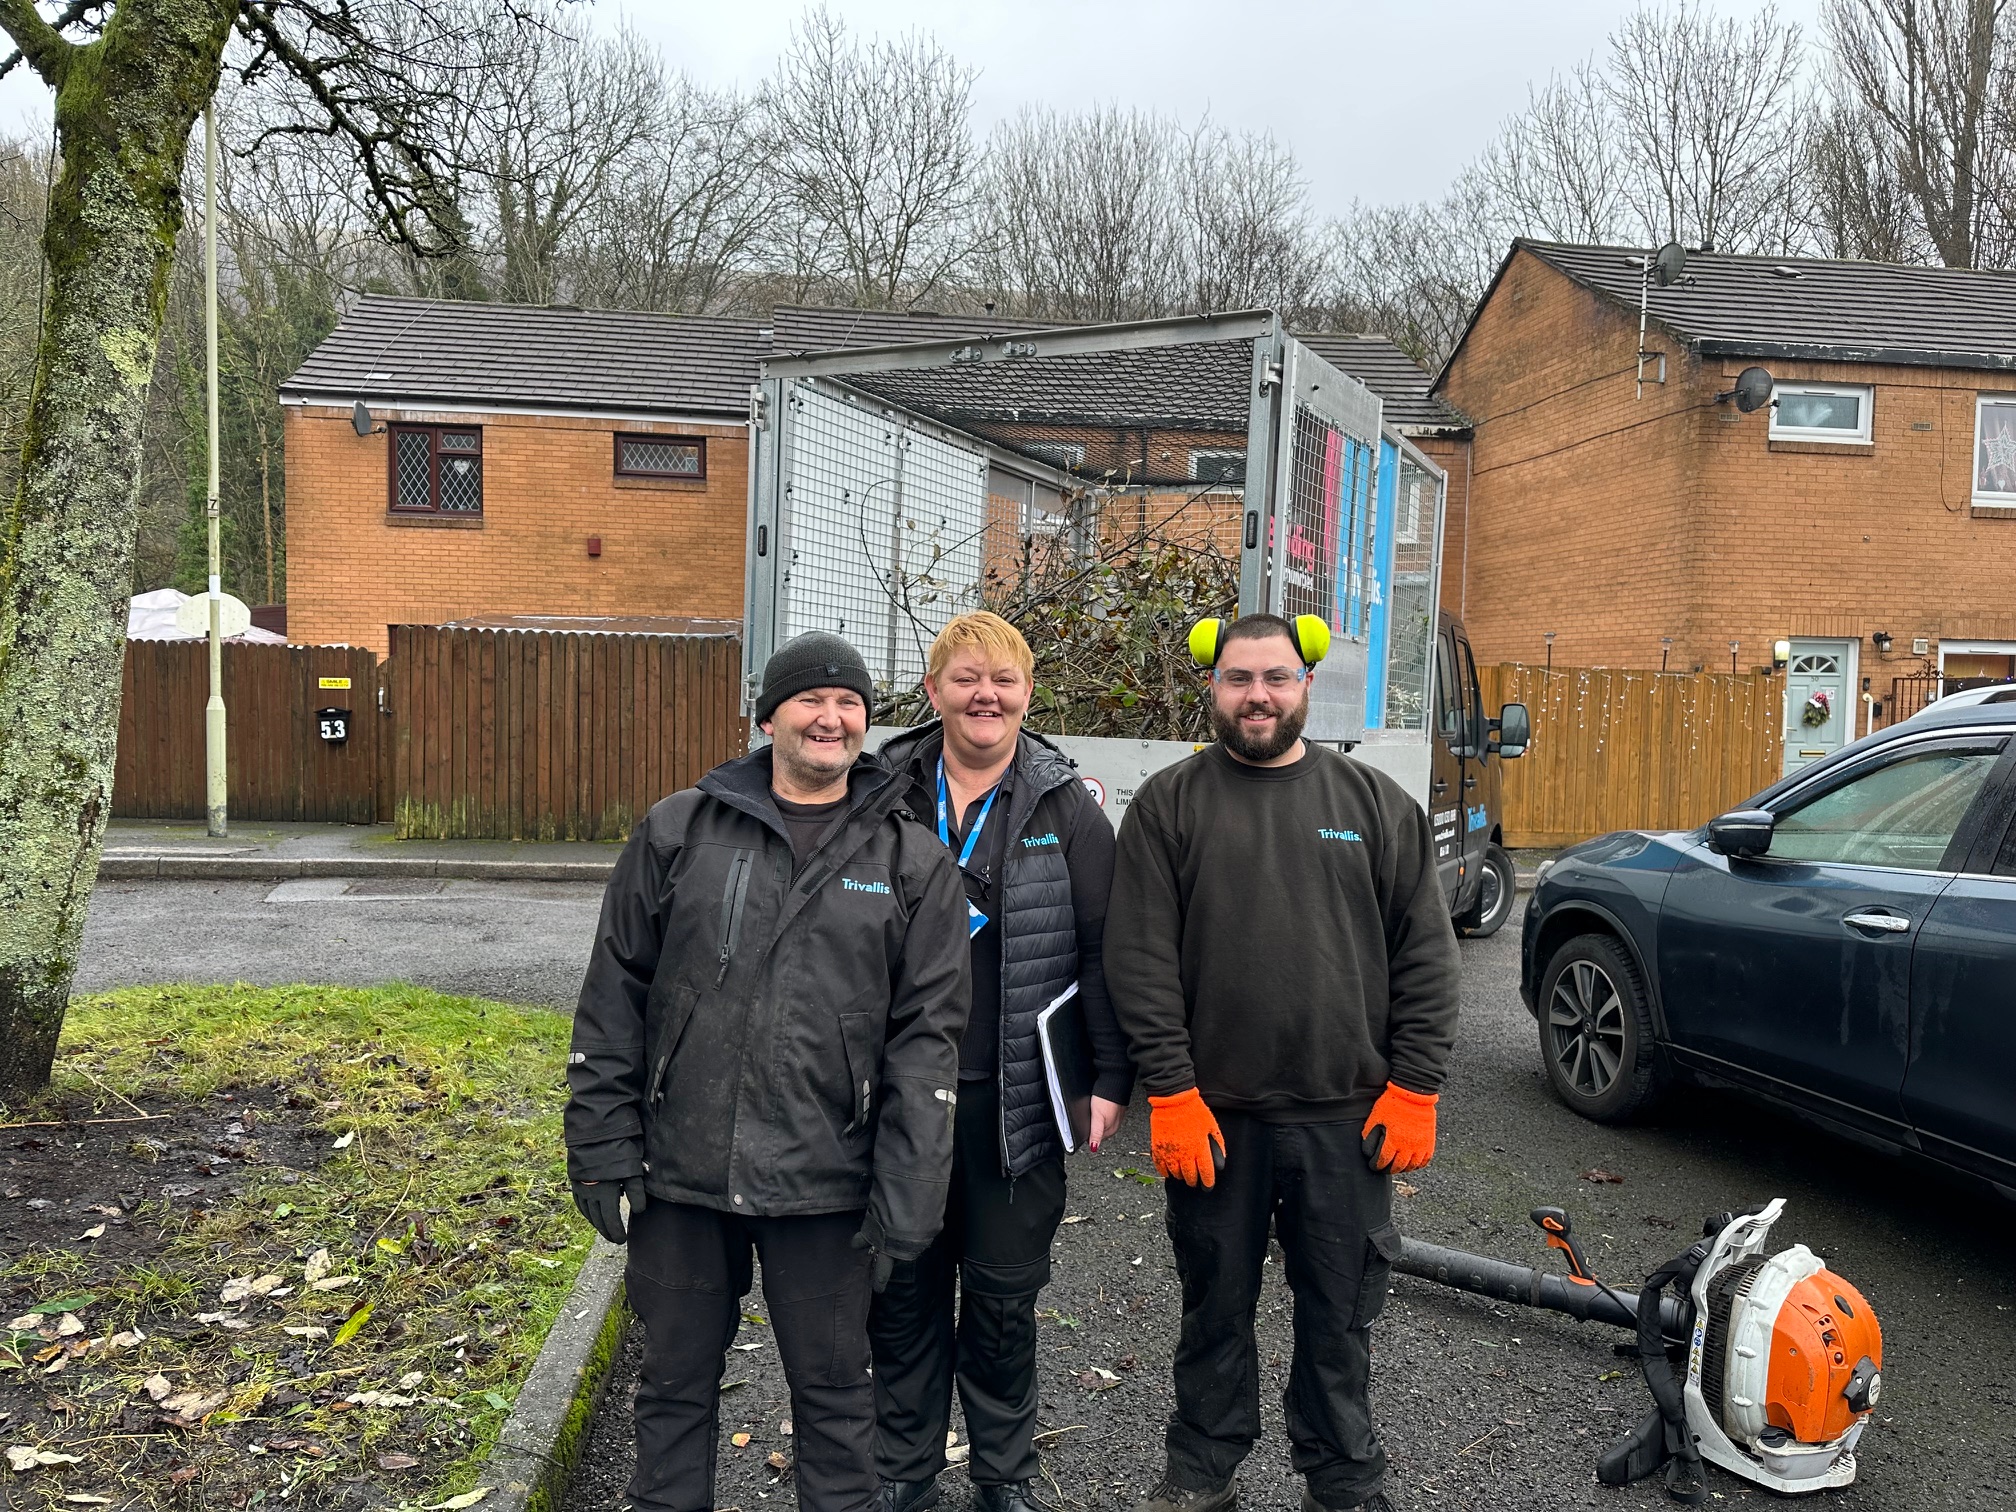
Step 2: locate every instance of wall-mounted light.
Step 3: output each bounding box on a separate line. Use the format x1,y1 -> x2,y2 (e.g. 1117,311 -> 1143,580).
1661,636 -> 1674,671
1871,630 -> 1894,655
1772,638 -> 1791,670
1544,630 -> 1556,672
1729,639 -> 1740,674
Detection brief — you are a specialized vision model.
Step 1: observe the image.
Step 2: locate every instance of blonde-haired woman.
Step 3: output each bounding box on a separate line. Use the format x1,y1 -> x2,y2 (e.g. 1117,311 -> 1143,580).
872,611 -> 1132,1512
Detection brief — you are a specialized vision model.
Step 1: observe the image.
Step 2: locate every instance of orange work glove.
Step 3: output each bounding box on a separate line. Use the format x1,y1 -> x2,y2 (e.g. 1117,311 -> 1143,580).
1148,1087 -> 1227,1188
1361,1083 -> 1438,1173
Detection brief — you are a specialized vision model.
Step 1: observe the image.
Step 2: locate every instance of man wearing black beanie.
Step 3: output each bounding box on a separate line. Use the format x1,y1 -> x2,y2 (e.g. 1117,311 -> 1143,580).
567,632 -> 971,1512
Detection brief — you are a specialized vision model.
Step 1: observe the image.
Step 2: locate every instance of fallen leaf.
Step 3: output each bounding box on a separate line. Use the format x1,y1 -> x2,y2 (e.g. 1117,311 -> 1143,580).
1580,1169 -> 1626,1184
331,1132 -> 355,1150
283,1326 -> 329,1341
310,1276 -> 357,1292
6,1314 -> 38,1331
1060,1215 -> 1086,1225
779,1418 -> 793,1436
1394,1180 -> 1420,1199
419,1491 -> 490,1510
27,1296 -> 95,1316
63,1495 -> 114,1504
107,1331 -> 144,1349
192,1312 -> 230,1325
7,1444 -> 84,1471
85,1205 -> 122,1217
398,1370 -> 425,1390
766,1451 -> 791,1473
377,1451 -> 421,1470
330,1301 -> 374,1348
946,1441 -> 971,1465
167,1466 -> 199,1487
76,1225 -> 105,1241
732,1432 -> 752,1447
219,1277 -> 255,1305
160,1391 -> 226,1419
142,1374 -> 172,1402
731,1342 -> 764,1352
1075,1367 -> 1122,1391
376,1237 -> 404,1255
303,1249 -> 331,1284
247,1275 -> 286,1297
53,1314 -> 84,1337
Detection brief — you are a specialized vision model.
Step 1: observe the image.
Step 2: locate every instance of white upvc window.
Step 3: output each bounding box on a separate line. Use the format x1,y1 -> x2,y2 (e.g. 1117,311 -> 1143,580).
1973,395 -> 2016,504
1768,382 -> 1873,443
1188,448 -> 1246,485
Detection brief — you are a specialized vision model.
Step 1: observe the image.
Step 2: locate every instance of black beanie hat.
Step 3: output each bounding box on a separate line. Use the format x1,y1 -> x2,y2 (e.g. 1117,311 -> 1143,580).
756,632 -> 875,723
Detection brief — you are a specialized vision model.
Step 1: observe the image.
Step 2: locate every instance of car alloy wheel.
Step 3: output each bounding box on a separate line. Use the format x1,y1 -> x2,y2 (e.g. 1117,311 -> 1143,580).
1548,958 -> 1626,1097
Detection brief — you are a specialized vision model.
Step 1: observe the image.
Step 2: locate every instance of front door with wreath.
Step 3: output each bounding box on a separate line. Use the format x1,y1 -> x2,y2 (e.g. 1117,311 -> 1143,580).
1782,639 -> 1855,775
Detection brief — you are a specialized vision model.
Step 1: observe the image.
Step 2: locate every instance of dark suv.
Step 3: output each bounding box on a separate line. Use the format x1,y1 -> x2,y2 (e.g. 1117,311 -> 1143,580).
1520,703 -> 2016,1194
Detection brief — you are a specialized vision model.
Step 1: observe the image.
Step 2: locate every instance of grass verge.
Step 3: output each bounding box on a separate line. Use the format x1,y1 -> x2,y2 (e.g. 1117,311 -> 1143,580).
0,983 -> 590,1510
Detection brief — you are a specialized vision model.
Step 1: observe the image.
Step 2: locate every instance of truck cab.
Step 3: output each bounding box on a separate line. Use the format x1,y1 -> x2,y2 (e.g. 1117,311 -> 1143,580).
1427,612 -> 1527,936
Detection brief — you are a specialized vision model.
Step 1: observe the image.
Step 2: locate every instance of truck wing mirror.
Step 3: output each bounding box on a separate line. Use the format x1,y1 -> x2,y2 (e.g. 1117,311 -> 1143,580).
1490,702 -> 1530,758
1705,809 -> 1775,859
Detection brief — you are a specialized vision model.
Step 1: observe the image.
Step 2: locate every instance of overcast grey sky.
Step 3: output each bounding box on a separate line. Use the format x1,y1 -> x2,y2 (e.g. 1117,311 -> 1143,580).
0,0 -> 1830,215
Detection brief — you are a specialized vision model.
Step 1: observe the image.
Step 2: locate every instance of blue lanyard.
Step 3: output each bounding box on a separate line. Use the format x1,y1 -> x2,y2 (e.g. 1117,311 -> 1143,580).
937,757 -> 1001,871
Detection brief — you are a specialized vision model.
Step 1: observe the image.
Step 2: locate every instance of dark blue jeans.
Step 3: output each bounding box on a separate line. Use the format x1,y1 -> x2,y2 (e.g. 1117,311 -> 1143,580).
1162,1113 -> 1402,1509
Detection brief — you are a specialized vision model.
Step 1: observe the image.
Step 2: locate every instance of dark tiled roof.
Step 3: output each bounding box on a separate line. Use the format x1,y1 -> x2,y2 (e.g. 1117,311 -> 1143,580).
1295,333 -> 1471,431
281,295 -> 766,415
1520,240 -> 2016,371
770,305 -> 1050,352
840,339 -> 1258,431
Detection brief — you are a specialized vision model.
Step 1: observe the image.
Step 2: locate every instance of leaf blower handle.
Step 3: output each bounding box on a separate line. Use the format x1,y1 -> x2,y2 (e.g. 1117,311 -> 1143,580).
1531,1206 -> 1597,1286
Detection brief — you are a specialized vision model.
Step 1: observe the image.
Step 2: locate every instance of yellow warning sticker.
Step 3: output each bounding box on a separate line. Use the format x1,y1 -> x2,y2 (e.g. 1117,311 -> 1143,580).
318,677 -> 352,689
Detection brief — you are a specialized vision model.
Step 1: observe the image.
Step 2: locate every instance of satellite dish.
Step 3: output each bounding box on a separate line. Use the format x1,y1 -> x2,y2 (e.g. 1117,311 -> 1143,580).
1732,366 -> 1774,413
352,400 -> 376,438
1653,241 -> 1688,287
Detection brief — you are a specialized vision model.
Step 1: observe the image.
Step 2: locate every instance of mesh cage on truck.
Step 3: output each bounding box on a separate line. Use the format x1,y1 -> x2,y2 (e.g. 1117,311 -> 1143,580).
743,310 -> 1445,747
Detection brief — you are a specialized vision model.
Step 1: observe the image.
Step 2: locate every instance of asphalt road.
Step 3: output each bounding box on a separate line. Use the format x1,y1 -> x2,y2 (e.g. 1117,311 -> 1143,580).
568,905 -> 2016,1512
73,882 -> 2016,1507
76,875 -> 604,1008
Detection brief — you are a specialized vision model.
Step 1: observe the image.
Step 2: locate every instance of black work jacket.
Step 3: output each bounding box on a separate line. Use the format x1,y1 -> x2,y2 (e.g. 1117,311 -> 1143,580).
563,747 -> 971,1257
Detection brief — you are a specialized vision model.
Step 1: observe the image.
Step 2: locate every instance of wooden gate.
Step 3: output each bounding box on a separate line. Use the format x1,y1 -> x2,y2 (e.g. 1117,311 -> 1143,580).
113,641 -> 382,823
387,624 -> 746,841
1476,664 -> 1783,849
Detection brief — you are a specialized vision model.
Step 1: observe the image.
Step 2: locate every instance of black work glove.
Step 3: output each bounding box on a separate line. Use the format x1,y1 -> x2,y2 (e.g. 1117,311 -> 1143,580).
571,1176 -> 646,1245
851,1210 -> 900,1293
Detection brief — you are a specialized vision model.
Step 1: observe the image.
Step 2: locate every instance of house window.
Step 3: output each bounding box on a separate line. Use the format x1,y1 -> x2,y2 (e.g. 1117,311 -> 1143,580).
1768,382 -> 1872,443
616,433 -> 706,480
1020,441 -> 1086,471
390,425 -> 483,514
1973,397 -> 2016,502
1190,448 -> 1246,485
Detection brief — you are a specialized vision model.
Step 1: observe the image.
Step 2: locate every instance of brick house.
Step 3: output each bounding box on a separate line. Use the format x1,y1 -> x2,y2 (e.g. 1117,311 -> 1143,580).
1432,240 -> 2016,770
282,298 -> 1460,661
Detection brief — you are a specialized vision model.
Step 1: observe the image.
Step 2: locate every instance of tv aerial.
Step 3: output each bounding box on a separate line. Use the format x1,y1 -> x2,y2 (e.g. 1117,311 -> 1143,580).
1634,241 -> 1694,397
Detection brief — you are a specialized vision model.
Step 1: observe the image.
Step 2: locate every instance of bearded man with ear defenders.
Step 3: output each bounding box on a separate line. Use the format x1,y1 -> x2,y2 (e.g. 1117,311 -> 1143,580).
1105,612 -> 1460,1512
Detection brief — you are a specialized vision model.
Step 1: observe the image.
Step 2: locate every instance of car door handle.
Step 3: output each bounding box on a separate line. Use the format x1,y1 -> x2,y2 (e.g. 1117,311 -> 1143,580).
1842,911 -> 1912,933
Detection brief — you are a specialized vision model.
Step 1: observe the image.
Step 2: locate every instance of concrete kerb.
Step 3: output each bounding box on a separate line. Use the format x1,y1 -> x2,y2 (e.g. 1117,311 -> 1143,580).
97,855 -> 615,883
481,1236 -> 631,1512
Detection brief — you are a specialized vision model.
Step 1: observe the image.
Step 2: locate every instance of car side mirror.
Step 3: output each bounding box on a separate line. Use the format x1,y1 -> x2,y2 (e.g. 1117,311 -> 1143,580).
1489,702 -> 1530,758
1706,808 -> 1775,859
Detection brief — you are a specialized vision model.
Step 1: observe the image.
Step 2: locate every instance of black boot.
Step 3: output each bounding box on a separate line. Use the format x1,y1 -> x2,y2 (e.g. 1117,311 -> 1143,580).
1302,1489 -> 1394,1512
879,1476 -> 942,1512
1132,1474 -> 1238,1512
975,1481 -> 1051,1512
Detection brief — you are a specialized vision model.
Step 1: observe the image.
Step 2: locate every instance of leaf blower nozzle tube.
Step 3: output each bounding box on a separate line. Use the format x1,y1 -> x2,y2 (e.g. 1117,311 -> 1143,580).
1396,1237 -> 1689,1335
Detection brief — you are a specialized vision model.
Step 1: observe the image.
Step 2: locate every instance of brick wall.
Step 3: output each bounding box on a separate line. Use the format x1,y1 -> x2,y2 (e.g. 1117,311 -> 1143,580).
1411,432 -> 1471,619
1437,248 -> 2016,679
285,406 -> 749,654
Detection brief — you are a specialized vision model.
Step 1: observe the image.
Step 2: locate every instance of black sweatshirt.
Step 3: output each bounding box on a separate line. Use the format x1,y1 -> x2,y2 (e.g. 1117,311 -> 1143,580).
1105,742 -> 1460,1122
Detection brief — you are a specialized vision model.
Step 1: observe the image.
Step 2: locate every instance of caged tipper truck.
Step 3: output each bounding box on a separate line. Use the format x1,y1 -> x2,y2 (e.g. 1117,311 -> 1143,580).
741,309 -> 1531,935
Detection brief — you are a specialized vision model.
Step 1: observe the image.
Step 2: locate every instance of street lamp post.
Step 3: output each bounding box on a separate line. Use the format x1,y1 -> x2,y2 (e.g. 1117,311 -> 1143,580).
1661,636 -> 1673,671
203,104 -> 227,838
1729,640 -> 1740,675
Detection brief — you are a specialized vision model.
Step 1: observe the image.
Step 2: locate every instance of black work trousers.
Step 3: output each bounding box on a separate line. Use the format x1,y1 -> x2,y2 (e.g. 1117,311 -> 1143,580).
625,1200 -> 876,1512
868,1079 -> 1067,1487
1162,1112 -> 1402,1510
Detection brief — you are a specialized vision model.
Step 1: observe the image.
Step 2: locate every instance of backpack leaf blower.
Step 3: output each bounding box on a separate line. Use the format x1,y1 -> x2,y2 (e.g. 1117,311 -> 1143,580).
1394,1197 -> 1882,1502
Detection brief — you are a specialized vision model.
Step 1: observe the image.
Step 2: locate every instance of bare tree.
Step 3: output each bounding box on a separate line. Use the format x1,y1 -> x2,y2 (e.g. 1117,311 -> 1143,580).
1825,0 -> 2016,267
0,0 -> 524,1103
763,6 -> 979,308
1321,168 -> 1505,364
1805,94 -> 1930,259
975,105 -> 1185,322
1608,1 -> 1810,253
1182,121 -> 1326,318
1479,61 -> 1634,244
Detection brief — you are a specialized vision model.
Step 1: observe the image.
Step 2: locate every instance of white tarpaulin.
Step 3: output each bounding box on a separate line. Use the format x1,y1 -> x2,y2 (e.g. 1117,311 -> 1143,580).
127,588 -> 285,643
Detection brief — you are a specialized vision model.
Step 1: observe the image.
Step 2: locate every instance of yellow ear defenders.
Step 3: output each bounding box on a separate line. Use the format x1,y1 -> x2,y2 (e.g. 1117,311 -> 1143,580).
1188,614 -> 1331,668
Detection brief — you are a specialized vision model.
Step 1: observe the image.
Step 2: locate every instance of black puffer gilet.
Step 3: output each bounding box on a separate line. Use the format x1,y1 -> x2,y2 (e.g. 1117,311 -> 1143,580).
882,724 -> 1082,1177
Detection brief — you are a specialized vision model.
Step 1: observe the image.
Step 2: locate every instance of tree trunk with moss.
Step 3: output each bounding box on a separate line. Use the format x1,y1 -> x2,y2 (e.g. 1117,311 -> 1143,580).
0,0 -> 237,1104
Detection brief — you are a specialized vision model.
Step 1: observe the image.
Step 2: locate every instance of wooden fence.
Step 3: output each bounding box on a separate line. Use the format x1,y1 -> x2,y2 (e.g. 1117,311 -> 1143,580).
113,641 -> 382,823
1477,664 -> 1783,849
386,624 -> 746,840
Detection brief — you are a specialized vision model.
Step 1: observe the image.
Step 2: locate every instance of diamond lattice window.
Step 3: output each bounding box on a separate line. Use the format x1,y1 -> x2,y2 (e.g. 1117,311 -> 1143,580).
616,434 -> 705,479
388,425 -> 483,516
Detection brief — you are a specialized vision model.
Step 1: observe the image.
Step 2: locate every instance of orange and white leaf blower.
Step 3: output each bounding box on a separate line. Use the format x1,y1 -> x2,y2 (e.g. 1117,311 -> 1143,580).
1395,1197 -> 1882,1503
